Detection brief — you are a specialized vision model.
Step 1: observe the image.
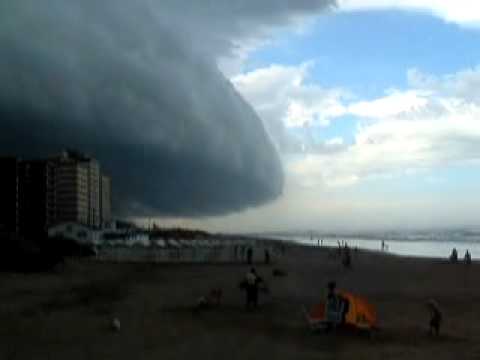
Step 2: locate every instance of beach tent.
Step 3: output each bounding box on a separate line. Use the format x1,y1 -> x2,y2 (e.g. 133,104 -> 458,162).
337,291 -> 377,329
303,291 -> 377,332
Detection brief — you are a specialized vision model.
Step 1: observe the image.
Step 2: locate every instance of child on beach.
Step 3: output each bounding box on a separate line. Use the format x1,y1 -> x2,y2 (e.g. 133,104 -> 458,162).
426,299 -> 442,336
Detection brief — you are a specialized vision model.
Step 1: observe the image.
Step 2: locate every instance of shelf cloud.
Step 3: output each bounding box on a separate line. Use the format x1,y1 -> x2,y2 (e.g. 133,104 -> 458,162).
0,1 -> 334,216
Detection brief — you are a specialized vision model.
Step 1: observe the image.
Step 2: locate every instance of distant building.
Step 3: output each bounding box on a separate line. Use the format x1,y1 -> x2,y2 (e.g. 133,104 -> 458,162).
18,160 -> 56,238
0,157 -> 19,236
0,150 -> 112,240
48,222 -> 101,245
53,151 -> 103,228
54,153 -> 90,226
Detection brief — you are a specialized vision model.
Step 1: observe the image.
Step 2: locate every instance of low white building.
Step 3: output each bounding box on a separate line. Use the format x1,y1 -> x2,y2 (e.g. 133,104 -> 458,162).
48,222 -> 102,244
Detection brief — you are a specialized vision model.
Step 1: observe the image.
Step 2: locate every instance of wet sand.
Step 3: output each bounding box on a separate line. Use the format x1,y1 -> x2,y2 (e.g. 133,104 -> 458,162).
1,245 -> 479,359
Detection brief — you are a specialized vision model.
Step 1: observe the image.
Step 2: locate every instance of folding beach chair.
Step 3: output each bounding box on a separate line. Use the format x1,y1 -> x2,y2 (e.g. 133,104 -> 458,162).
302,303 -> 330,332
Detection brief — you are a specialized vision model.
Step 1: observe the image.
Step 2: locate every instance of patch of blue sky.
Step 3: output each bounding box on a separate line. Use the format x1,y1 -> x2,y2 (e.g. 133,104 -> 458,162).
316,114 -> 358,144
248,10 -> 480,99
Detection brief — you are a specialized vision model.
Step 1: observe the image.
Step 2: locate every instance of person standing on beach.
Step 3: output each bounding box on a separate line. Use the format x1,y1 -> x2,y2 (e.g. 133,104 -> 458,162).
465,250 -> 472,265
247,247 -> 253,264
426,299 -> 442,336
264,249 -> 270,265
325,281 -> 341,330
245,268 -> 262,309
239,245 -> 245,262
234,245 -> 239,261
450,248 -> 458,263
342,245 -> 351,269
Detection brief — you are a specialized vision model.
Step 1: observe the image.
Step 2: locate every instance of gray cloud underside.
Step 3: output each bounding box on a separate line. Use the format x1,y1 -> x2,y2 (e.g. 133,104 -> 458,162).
0,1 -> 334,216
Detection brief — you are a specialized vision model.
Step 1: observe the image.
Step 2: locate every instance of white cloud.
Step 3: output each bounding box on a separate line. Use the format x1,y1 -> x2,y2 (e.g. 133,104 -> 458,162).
347,90 -> 430,118
232,57 -> 480,216
338,0 -> 480,27
232,62 -> 349,128
231,62 -> 348,152
289,66 -> 480,189
408,66 -> 480,103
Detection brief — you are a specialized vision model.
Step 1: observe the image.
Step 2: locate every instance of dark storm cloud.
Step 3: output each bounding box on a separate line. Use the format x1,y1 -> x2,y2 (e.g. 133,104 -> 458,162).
0,1 -> 334,216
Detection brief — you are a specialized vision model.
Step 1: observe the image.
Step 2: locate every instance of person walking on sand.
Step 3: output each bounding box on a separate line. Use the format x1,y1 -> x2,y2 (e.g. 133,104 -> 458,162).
247,247 -> 253,265
233,245 -> 238,261
450,248 -> 458,263
264,249 -> 270,265
465,250 -> 472,265
426,299 -> 442,336
244,268 -> 262,309
342,244 -> 351,269
239,245 -> 245,262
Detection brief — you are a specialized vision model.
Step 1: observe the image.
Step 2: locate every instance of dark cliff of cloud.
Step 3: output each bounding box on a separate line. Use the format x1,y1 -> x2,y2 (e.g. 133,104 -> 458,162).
0,1 -> 334,216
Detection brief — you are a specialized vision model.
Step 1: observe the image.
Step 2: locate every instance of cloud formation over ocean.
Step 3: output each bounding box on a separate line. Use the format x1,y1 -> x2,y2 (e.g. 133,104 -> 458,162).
0,1 -> 334,216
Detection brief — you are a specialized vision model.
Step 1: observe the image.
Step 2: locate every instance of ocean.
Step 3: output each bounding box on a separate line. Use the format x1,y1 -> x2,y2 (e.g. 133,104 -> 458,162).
267,235 -> 479,260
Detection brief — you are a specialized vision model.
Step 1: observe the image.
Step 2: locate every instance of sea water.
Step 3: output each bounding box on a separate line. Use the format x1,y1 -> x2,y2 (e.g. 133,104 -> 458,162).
269,235 -> 479,260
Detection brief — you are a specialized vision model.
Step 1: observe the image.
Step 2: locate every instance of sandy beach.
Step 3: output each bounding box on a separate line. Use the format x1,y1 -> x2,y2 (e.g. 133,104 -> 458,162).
1,244 -> 479,360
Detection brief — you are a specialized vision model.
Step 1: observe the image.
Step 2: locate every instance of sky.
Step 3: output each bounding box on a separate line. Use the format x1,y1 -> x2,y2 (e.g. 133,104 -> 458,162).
158,1 -> 480,233
1,1 -> 480,233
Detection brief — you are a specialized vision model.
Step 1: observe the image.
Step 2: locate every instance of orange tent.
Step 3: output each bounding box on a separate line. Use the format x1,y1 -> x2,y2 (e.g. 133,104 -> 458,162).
337,291 -> 377,329
304,291 -> 377,331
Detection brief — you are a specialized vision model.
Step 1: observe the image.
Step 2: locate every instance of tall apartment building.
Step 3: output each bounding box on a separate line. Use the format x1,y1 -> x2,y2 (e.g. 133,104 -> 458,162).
0,157 -> 19,236
0,151 -> 112,237
54,151 -> 102,228
55,155 -> 89,226
18,160 -> 56,237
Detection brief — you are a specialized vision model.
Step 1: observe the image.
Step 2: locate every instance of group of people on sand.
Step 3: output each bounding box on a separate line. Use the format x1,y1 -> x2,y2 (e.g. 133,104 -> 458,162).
200,241 -> 446,338
449,248 -> 472,264
198,244 -> 276,312
234,246 -> 272,265
196,265 -> 269,312
234,245 -> 251,263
